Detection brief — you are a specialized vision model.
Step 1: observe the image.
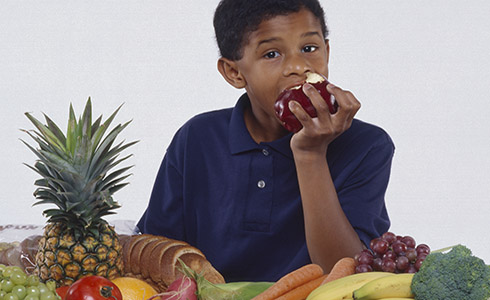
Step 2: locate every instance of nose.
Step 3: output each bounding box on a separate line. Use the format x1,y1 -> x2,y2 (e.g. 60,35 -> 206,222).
282,53 -> 312,77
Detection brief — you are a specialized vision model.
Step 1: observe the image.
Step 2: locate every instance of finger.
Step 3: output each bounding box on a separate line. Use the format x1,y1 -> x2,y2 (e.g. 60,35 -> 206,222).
288,100 -> 314,129
327,84 -> 361,118
302,82 -> 333,122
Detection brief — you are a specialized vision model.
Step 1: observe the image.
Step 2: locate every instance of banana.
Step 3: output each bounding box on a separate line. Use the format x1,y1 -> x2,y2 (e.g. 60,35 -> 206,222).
352,273 -> 414,300
306,272 -> 395,300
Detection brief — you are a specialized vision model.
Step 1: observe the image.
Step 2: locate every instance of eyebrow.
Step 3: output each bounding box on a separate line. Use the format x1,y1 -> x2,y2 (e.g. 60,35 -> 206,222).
256,37 -> 281,50
255,31 -> 322,50
302,31 -> 322,39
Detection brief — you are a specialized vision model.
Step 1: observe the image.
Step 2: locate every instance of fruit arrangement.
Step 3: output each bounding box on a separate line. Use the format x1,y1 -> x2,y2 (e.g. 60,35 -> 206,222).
305,243 -> 490,300
354,232 -> 431,274
4,97 -> 488,300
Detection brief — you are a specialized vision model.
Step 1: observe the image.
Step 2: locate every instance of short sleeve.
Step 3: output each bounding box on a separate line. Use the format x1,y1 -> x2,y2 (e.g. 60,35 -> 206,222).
136,136 -> 186,240
334,131 -> 395,247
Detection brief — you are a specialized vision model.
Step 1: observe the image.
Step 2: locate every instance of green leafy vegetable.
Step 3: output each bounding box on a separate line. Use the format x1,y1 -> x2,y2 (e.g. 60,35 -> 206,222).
411,244 -> 490,300
178,260 -> 273,300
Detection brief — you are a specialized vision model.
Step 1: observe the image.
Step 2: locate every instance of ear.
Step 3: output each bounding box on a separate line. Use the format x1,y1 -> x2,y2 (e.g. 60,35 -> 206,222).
325,39 -> 330,65
324,39 -> 331,78
217,57 -> 247,89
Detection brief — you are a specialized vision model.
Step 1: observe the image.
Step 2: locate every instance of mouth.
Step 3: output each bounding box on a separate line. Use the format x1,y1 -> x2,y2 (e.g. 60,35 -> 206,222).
280,81 -> 306,96
279,72 -> 324,94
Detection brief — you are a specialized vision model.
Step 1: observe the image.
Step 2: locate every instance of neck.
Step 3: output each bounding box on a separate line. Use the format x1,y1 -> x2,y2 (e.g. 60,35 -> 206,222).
244,105 -> 289,143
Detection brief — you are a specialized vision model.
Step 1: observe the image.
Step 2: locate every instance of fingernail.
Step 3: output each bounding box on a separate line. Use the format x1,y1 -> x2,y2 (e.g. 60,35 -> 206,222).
303,82 -> 314,91
327,83 -> 336,91
288,100 -> 296,110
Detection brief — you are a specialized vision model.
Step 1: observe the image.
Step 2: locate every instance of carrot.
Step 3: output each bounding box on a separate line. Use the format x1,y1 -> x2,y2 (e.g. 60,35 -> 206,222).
275,274 -> 327,300
321,257 -> 356,284
251,264 -> 324,300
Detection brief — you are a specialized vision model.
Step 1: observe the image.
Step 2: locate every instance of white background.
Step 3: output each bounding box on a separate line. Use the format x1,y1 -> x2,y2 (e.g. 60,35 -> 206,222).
1,1 -> 489,264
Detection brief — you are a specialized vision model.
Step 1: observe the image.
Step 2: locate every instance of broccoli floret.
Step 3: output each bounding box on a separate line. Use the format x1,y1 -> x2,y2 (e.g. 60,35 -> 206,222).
411,245 -> 490,300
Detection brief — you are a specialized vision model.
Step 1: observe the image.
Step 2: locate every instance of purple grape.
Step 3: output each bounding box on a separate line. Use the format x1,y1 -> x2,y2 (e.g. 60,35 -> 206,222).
381,258 -> 396,273
401,236 -> 416,248
372,239 -> 390,255
361,249 -> 374,255
372,257 -> 383,271
354,253 -> 361,265
358,252 -> 374,266
392,241 -> 407,255
383,250 -> 396,261
356,264 -> 373,273
405,248 -> 418,262
414,257 -> 426,271
370,237 -> 381,250
396,256 -> 410,271
416,244 -> 431,256
381,232 -> 397,245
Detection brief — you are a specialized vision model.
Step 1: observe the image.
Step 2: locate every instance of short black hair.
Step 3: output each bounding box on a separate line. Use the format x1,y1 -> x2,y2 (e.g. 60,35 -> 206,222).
213,0 -> 329,61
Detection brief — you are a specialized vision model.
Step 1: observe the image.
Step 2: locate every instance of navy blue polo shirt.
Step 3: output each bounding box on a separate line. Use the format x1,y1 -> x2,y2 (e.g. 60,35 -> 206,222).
137,94 -> 394,282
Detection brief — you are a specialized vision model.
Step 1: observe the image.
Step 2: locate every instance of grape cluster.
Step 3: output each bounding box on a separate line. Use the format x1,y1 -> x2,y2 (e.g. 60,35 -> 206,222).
354,232 -> 431,274
0,264 -> 61,300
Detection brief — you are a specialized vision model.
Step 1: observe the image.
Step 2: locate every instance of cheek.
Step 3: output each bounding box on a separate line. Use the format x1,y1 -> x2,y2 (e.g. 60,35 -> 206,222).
316,64 -> 329,79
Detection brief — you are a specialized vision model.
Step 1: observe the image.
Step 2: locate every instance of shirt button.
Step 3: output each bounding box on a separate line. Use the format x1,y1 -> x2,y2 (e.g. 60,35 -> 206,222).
262,149 -> 269,156
257,180 -> 266,188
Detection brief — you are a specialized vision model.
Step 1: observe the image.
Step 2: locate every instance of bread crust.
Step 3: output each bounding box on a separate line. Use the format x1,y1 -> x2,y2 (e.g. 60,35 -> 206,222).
129,235 -> 162,275
123,234 -> 226,292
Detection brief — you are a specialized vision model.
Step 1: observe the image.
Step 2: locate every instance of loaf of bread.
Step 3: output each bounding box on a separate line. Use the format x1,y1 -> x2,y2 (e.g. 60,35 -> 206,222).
120,234 -> 225,292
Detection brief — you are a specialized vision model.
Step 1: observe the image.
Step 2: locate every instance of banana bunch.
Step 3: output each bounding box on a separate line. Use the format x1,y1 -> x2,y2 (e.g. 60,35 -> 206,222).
306,272 -> 415,300
352,273 -> 414,299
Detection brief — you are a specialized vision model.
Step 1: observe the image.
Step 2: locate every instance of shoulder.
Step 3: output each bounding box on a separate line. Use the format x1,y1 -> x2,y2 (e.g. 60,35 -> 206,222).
184,107 -> 233,130
328,119 -> 395,166
328,119 -> 395,188
173,107 -> 233,140
337,119 -> 394,150
165,107 -> 234,158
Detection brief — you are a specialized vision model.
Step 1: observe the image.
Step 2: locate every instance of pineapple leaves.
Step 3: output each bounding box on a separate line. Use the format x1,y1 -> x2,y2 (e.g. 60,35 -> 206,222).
25,112 -> 66,154
23,97 -> 137,232
91,115 -> 102,140
44,114 -> 67,146
66,103 -> 77,156
81,97 -> 93,140
88,121 -> 134,177
90,103 -> 124,155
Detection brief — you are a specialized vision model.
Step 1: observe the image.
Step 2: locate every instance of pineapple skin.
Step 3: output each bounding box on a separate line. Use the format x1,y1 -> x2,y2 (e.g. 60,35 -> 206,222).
35,222 -> 123,286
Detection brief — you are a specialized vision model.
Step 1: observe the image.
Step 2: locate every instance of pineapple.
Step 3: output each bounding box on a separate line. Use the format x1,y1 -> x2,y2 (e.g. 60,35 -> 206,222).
22,98 -> 137,286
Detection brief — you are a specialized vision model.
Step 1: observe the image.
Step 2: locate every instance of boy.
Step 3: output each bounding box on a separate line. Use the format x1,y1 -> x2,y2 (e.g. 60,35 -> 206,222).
137,0 -> 394,282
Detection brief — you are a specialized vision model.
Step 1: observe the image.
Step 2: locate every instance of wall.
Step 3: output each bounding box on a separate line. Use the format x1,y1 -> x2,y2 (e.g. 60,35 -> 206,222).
1,1 -> 489,263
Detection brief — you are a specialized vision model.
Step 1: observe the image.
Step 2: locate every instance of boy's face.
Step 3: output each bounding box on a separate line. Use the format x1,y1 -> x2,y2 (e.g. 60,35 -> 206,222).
233,8 -> 330,130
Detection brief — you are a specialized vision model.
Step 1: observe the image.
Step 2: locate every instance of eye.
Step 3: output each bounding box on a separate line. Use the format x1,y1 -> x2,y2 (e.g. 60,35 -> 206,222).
302,45 -> 318,53
264,51 -> 280,59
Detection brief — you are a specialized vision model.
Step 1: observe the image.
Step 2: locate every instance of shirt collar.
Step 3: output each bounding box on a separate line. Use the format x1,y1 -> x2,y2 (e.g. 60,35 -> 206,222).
229,93 -> 294,159
266,132 -> 294,159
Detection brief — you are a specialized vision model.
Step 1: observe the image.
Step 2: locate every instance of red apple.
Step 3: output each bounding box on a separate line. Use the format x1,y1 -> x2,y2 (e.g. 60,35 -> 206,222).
274,72 -> 338,132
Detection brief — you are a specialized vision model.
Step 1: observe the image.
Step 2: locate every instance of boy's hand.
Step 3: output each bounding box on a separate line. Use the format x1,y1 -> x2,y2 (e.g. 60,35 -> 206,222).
289,82 -> 361,157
